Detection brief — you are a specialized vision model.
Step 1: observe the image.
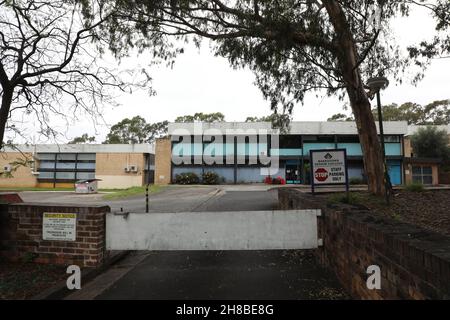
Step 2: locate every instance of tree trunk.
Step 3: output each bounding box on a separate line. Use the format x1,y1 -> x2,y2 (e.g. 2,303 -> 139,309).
0,87 -> 13,150
324,0 -> 386,195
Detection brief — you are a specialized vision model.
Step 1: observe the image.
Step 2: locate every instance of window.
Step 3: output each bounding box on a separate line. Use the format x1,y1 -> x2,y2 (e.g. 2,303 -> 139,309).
383,135 -> 401,143
37,153 -> 95,182
412,166 -> 433,185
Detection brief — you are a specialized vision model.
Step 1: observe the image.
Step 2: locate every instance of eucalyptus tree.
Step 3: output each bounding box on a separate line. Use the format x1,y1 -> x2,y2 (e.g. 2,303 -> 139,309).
108,0 -> 449,195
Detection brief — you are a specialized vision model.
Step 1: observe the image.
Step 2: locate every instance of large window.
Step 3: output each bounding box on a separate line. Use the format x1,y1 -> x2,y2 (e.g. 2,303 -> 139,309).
37,153 -> 96,182
412,165 -> 433,185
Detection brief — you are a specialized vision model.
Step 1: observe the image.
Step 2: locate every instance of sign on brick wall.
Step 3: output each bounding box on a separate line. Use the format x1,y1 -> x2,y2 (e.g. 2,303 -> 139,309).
42,213 -> 77,241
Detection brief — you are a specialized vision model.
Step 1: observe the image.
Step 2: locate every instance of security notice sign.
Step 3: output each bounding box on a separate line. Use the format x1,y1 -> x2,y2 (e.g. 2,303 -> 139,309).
310,149 -> 348,190
42,213 -> 77,241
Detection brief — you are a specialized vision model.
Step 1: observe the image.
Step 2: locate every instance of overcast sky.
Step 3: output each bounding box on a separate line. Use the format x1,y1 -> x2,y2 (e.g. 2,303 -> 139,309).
11,7 -> 450,144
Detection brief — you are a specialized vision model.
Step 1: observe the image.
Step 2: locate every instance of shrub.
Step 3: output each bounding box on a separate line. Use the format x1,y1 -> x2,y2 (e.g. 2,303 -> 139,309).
349,177 -> 364,185
174,172 -> 200,185
202,171 -> 220,185
327,193 -> 361,205
271,176 -> 286,185
405,182 -> 424,192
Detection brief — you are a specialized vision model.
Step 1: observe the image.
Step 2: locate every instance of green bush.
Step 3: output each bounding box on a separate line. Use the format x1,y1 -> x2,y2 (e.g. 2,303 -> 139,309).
174,172 -> 200,185
349,177 -> 364,185
202,171 -> 220,185
327,193 -> 361,205
405,182 -> 425,192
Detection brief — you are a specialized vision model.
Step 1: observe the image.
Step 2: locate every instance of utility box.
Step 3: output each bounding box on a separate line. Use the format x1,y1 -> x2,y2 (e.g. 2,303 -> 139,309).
75,179 -> 100,194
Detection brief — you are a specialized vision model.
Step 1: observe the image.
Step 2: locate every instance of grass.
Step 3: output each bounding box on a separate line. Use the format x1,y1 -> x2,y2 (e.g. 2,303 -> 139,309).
101,185 -> 164,200
404,182 -> 425,192
327,192 -> 362,205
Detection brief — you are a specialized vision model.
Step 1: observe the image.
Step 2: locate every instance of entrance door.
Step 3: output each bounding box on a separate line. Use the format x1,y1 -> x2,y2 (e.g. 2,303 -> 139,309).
285,165 -> 301,184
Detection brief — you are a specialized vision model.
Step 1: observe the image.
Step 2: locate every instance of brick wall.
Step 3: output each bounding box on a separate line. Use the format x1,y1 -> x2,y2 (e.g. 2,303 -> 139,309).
279,188 -> 450,299
0,203 -> 110,267
155,138 -> 172,185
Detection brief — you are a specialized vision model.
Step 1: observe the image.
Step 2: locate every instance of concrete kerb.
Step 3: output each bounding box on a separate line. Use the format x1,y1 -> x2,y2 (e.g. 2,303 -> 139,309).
31,250 -> 130,300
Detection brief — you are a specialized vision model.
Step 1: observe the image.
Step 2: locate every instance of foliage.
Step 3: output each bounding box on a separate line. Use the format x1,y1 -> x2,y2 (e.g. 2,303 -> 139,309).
102,185 -> 163,200
327,113 -> 354,122
410,126 -> 450,160
405,182 -> 425,193
327,193 -> 361,205
0,155 -> 34,178
329,100 -> 450,125
68,134 -> 96,144
175,112 -> 225,123
202,171 -> 220,185
373,100 -> 450,125
349,177 -> 365,185
0,0 -> 157,147
263,176 -> 286,185
103,116 -> 168,144
245,113 -> 291,133
174,172 -> 200,184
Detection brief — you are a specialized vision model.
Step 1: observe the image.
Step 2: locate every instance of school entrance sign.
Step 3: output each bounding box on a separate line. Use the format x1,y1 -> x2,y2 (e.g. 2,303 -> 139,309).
310,149 -> 349,194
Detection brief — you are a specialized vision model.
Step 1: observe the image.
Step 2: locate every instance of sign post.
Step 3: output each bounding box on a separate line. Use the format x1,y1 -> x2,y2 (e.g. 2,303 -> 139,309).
310,149 -> 349,199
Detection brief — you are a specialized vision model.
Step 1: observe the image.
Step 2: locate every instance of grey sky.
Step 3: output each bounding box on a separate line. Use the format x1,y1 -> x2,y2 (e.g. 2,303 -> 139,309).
11,6 -> 450,144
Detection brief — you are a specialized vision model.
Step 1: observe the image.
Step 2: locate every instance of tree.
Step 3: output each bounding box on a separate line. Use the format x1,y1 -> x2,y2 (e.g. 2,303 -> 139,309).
372,100 -> 450,125
68,133 -> 96,144
411,126 -> 450,160
327,113 -> 354,122
175,112 -> 225,123
103,116 -> 168,144
245,112 -> 291,133
328,99 -> 450,124
0,0 -> 172,148
112,0 -> 450,195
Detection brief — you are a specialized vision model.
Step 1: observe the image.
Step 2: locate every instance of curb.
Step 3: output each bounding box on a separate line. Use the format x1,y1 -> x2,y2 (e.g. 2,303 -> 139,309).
31,251 -> 130,300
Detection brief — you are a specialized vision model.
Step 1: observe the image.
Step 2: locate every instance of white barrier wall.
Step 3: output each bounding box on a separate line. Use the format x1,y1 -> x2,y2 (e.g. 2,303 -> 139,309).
106,210 -> 321,250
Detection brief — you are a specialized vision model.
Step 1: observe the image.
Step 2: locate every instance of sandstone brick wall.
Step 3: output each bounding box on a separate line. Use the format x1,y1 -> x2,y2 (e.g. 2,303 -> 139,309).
0,203 -> 109,267
155,138 -> 171,185
279,188 -> 450,299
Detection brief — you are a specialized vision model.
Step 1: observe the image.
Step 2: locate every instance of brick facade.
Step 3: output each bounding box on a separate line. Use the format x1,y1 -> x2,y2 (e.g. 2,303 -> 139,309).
0,202 -> 109,267
279,188 -> 450,299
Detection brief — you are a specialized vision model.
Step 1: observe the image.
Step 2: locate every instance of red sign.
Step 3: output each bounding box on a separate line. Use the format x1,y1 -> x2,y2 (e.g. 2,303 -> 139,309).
314,168 -> 328,182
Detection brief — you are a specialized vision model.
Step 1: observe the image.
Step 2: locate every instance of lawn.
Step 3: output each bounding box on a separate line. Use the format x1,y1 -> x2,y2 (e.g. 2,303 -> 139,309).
101,185 -> 164,200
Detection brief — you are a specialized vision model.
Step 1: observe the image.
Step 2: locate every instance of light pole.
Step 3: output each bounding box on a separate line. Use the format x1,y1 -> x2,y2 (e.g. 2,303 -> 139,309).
366,76 -> 391,204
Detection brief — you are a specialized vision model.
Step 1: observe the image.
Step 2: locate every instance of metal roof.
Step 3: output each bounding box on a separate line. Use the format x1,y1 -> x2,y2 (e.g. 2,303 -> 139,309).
168,121 -> 409,135
2,144 -> 155,154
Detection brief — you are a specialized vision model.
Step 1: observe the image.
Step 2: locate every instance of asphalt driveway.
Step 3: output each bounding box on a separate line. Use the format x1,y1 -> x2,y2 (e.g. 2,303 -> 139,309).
62,186 -> 348,300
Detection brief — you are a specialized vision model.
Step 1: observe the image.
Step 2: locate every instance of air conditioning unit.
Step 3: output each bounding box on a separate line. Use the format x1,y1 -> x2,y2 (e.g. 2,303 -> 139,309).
3,165 -> 12,172
128,165 -> 138,172
124,166 -> 130,172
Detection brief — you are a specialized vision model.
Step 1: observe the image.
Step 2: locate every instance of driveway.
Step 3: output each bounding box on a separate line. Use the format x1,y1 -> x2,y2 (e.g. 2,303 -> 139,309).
62,186 -> 348,300
17,186 -> 219,212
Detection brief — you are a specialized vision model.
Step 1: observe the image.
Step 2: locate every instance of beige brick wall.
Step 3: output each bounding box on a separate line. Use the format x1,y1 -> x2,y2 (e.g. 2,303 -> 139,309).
155,138 -> 171,185
95,153 -> 146,188
0,152 -> 37,187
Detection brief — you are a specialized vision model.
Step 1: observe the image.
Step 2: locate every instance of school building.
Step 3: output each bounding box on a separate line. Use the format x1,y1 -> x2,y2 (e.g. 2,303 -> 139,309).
0,144 -> 154,189
154,121 -> 450,186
